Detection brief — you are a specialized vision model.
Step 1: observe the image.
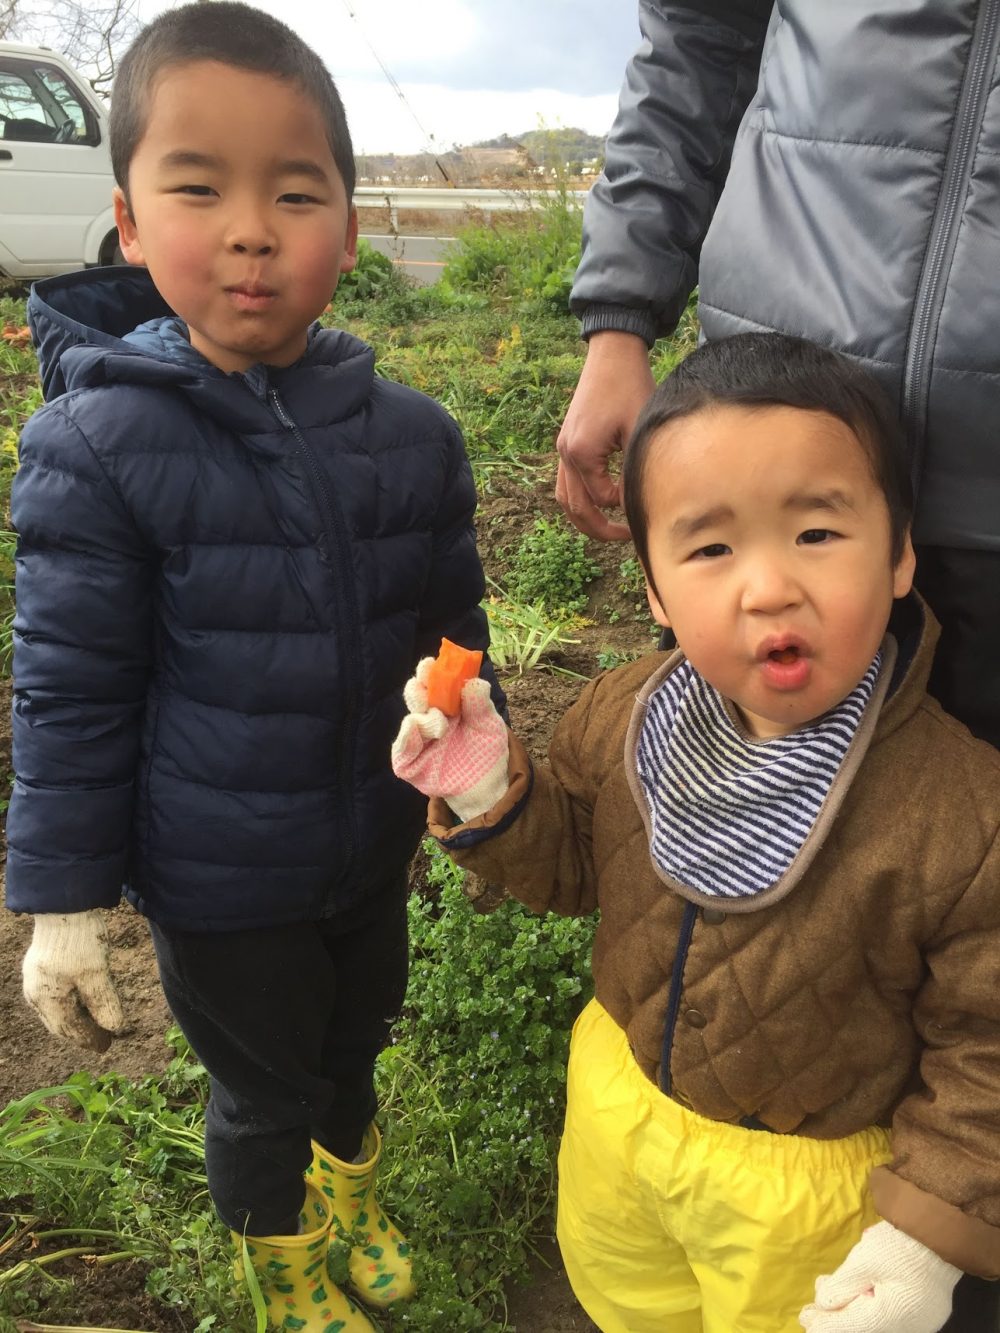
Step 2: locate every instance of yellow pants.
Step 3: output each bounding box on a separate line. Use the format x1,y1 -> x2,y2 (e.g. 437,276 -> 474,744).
557,999 -> 892,1333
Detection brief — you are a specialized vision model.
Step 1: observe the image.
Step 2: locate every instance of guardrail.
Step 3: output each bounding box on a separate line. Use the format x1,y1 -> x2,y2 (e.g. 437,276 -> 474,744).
354,185 -> 589,229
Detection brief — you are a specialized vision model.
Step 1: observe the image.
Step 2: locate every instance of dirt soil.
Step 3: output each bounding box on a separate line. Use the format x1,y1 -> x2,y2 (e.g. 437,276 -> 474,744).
0,455 -> 648,1331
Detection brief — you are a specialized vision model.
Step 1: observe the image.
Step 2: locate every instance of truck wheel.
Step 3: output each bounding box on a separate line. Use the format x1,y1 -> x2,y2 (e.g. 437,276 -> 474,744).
99,232 -> 127,265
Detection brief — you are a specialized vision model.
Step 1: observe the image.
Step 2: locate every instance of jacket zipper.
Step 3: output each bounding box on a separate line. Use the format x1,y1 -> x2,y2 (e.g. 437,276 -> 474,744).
902,0 -> 1000,494
268,386 -> 360,886
659,900 -> 698,1095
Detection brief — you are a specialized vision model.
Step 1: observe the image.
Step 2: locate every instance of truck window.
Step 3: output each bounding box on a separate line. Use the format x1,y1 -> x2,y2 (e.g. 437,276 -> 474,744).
0,58 -> 100,146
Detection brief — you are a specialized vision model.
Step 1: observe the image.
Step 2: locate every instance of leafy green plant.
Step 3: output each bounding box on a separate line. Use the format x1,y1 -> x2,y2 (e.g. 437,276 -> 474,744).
618,555 -> 644,597
0,1044 -> 243,1331
508,517 -> 601,616
484,590 -> 582,673
439,183 -> 582,312
595,646 -> 640,673
332,238 -> 423,323
373,845 -> 595,1328
615,553 -> 651,622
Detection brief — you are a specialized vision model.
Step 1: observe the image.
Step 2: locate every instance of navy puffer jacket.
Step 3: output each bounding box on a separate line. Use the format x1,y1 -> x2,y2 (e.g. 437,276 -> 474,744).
6,267 -> 495,931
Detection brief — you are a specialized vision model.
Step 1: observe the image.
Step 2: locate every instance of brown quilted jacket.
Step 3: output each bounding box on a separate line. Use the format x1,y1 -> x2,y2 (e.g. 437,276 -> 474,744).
431,602 -> 1000,1277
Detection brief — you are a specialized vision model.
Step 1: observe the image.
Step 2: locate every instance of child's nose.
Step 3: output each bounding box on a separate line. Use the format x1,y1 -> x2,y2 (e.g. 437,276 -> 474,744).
740,557 -> 802,614
226,212 -> 275,255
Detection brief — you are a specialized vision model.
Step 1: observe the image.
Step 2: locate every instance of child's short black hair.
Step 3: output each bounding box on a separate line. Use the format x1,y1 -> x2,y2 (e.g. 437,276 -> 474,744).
623,333 -> 914,581
110,1 -> 355,202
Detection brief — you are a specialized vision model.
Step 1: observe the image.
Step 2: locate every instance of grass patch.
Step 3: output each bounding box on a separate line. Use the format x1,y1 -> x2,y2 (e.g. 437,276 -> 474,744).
507,517 -> 602,617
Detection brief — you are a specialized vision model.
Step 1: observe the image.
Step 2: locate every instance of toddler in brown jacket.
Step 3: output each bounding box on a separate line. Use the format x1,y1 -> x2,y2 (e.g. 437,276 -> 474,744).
392,334 -> 1000,1333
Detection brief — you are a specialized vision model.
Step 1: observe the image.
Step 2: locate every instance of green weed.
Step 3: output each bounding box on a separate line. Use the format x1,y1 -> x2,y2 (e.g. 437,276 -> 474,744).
333,238 -> 424,324
0,1046 -> 241,1330
508,517 -> 601,616
650,291 -> 700,379
595,646 -> 640,673
365,303 -> 582,458
484,590 -> 582,673
374,846 -> 595,1328
439,184 -> 582,313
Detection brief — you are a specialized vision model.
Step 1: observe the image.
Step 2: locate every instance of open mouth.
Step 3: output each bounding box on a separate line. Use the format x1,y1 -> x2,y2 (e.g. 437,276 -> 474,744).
768,646 -> 800,665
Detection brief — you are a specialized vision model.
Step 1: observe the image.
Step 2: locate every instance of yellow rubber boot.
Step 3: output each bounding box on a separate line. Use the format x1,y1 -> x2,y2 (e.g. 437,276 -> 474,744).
233,1181 -> 376,1331
306,1125 -> 414,1307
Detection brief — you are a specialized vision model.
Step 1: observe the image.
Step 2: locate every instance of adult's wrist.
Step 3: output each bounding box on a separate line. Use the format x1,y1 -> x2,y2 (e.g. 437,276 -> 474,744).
579,304 -> 658,347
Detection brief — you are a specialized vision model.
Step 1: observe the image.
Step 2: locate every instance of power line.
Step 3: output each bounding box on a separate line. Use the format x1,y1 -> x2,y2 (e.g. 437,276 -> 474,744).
339,0 -> 452,184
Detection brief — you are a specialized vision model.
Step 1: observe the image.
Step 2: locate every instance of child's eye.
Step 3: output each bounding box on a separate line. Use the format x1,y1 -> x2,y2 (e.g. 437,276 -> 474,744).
798,528 -> 837,545
692,543 -> 731,559
174,184 -> 216,197
280,193 -> 319,205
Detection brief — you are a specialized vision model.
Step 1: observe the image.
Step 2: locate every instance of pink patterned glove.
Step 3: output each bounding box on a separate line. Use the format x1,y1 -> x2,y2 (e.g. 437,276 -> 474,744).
392,658 -> 509,822
799,1222 -> 960,1332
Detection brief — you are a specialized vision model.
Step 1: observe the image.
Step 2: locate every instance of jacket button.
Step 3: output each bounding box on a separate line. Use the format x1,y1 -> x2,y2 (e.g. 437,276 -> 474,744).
683,1008 -> 707,1029
702,908 -> 727,925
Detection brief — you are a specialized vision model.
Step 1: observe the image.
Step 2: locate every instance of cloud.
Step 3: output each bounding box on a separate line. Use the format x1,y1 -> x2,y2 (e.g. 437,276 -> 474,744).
135,0 -> 636,150
347,0 -> 639,95
341,78 -> 621,153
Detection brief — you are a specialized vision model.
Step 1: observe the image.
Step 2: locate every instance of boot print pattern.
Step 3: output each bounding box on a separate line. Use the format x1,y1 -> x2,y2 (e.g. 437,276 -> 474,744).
306,1125 -> 414,1307
233,1182 -> 375,1331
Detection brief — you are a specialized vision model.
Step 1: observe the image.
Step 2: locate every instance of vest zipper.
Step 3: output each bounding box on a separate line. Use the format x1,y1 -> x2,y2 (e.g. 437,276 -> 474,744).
902,0 -> 1000,495
268,386 -> 359,887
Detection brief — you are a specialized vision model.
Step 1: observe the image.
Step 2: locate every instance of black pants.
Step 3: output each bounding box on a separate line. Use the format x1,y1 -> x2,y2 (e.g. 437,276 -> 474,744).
916,546 -> 1000,1331
149,882 -> 408,1237
916,544 -> 1000,751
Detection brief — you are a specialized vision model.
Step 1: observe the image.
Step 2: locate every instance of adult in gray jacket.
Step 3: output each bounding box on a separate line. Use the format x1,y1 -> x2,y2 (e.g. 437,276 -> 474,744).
556,3 -> 1000,1330
558,1 -> 1000,761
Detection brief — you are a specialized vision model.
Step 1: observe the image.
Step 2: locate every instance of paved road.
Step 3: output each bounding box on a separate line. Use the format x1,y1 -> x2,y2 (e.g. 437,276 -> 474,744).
361,233 -> 452,285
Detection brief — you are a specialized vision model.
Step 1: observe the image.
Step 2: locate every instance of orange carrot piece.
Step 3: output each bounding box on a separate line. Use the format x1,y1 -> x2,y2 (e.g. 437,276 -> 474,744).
425,638 -> 483,716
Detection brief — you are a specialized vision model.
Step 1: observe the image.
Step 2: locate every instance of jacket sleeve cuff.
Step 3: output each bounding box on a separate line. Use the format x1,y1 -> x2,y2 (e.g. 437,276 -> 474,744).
871,1165 -> 1000,1278
428,733 -> 533,850
578,304 -> 659,348
4,849 -> 125,914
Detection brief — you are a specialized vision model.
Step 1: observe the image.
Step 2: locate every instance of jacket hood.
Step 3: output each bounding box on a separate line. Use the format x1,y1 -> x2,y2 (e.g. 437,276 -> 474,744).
27,266 -> 375,428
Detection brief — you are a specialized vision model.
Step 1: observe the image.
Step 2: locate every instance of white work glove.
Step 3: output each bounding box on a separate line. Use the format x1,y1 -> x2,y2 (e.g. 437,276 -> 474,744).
392,659 -> 509,823
799,1221 -> 961,1332
22,910 -> 124,1052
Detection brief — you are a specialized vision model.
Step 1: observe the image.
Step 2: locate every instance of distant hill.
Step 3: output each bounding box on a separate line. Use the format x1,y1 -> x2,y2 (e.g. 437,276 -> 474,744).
474,127 -> 606,167
356,127 -> 606,187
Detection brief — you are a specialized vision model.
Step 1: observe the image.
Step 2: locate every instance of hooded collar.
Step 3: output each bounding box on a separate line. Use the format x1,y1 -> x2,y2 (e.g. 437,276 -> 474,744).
27,266 -> 376,433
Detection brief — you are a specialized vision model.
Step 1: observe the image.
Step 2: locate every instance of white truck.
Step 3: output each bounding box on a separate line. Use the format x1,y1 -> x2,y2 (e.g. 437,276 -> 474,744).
0,41 -> 120,280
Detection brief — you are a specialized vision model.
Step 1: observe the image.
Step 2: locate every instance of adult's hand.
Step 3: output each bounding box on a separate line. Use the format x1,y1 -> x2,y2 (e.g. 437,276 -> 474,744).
556,331 -> 656,541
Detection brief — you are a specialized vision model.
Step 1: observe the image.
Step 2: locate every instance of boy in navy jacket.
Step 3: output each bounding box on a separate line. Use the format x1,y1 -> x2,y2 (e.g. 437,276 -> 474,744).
6,5 -> 497,1327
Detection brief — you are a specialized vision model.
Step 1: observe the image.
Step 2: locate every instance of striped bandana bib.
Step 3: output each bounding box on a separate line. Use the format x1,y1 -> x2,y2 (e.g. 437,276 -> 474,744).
636,653 -> 883,898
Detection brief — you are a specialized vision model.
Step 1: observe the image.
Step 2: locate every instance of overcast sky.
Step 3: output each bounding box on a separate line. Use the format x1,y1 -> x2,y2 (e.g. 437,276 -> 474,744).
133,0 -> 640,153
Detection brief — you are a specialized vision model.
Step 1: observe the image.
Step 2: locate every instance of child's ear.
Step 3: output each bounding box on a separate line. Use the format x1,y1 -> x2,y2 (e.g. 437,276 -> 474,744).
646,580 -> 671,629
339,205 -> 359,274
113,187 -> 144,267
893,530 -> 917,599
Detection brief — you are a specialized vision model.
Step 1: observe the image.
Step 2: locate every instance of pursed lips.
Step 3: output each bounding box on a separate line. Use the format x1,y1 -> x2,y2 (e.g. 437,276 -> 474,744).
755,633 -> 810,663
224,283 -> 278,311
